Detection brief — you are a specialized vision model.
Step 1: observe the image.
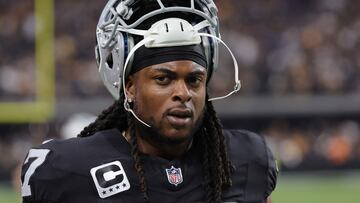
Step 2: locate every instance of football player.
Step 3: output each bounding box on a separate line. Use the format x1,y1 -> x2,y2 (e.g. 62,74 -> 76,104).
21,0 -> 277,202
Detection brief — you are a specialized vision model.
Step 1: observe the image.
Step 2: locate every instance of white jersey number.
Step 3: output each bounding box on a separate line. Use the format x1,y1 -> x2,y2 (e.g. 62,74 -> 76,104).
21,149 -> 50,197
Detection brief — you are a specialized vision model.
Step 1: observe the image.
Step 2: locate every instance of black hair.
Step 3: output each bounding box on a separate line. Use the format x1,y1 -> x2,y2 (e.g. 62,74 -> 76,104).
78,92 -> 233,202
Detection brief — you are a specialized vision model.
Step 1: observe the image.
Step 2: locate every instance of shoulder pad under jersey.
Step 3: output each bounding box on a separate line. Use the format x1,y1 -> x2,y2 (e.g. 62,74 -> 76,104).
223,129 -> 278,202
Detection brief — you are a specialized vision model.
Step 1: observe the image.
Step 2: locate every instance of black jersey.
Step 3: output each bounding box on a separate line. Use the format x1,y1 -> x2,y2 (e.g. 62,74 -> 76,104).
21,129 -> 277,203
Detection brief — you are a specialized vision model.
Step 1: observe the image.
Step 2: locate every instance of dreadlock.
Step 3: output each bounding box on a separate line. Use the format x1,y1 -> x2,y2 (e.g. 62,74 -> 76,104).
78,94 -> 127,137
129,118 -> 150,202
78,93 -> 232,202
201,97 -> 233,201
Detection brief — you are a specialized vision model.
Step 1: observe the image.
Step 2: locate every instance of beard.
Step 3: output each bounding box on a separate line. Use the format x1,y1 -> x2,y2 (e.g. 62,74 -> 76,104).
133,107 -> 205,146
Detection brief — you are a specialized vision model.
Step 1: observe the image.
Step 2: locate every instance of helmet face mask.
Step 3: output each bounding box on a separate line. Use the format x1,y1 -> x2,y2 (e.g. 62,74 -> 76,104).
95,0 -> 220,99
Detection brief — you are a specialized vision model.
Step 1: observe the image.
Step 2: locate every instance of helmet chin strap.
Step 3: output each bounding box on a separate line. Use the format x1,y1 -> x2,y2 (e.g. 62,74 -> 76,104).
197,33 -> 242,101
120,19 -> 241,128
122,38 -> 153,128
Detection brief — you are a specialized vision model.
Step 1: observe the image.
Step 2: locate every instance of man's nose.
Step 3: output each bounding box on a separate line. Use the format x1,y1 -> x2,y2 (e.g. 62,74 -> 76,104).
172,80 -> 192,103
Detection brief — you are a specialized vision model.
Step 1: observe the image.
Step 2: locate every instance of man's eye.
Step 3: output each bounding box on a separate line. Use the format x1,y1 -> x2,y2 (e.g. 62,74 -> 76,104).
188,76 -> 203,86
155,76 -> 170,84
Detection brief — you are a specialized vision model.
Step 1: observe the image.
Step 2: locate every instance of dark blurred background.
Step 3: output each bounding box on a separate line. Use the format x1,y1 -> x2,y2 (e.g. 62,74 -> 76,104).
0,0 -> 360,202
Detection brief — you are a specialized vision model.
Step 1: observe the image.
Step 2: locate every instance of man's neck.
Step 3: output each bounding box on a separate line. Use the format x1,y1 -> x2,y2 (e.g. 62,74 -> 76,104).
125,129 -> 192,159
137,135 -> 192,159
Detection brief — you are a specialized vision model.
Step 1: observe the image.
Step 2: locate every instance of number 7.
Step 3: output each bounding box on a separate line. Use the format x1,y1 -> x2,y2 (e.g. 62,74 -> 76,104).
21,149 -> 50,197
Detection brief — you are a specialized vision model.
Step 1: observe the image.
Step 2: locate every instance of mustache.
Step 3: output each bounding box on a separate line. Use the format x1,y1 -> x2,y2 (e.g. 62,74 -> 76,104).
163,105 -> 194,118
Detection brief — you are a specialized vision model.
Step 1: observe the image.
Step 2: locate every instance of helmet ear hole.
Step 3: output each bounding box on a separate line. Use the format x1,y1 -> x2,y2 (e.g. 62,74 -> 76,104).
106,53 -> 114,69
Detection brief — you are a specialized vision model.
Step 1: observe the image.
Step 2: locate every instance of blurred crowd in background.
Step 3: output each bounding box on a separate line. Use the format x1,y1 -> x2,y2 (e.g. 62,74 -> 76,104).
216,0 -> 360,96
1,0 -> 360,187
263,119 -> 360,170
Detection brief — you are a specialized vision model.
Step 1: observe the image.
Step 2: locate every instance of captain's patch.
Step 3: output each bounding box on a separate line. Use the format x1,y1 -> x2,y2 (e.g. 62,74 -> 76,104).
90,161 -> 130,198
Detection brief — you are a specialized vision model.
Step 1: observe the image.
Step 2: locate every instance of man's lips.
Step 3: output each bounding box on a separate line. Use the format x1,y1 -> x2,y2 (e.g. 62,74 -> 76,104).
167,108 -> 193,118
166,108 -> 193,127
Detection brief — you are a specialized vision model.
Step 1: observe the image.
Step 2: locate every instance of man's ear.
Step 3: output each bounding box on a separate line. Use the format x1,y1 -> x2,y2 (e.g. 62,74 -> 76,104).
125,75 -> 135,100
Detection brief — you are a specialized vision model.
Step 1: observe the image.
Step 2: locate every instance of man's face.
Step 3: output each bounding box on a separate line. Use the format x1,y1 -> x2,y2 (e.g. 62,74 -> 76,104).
126,60 -> 207,144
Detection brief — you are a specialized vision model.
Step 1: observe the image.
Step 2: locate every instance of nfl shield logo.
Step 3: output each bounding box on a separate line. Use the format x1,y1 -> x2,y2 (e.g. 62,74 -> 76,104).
165,166 -> 183,186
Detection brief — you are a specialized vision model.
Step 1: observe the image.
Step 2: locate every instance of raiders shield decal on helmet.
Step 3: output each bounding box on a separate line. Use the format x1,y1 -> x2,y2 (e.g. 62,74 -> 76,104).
90,161 -> 130,198
165,166 -> 183,186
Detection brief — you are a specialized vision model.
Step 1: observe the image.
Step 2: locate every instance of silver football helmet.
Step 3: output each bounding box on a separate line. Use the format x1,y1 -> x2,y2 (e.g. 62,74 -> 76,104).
95,0 -> 241,126
95,0 -> 220,99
